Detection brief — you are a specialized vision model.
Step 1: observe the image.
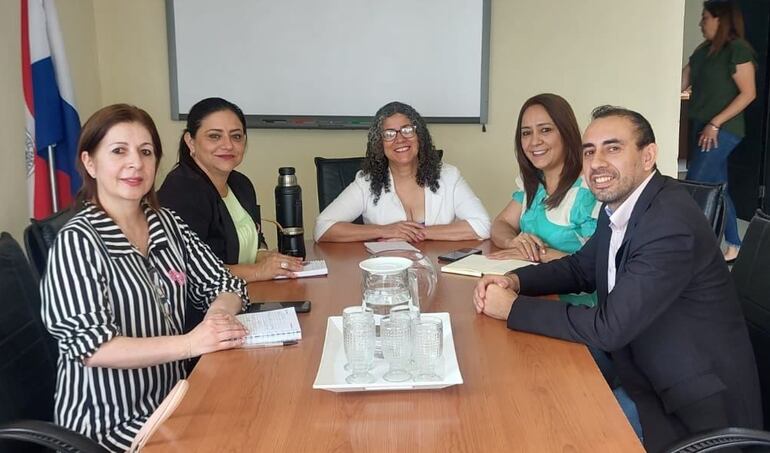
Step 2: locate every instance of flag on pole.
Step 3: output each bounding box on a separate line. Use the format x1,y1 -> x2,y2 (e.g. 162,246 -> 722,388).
21,0 -> 81,219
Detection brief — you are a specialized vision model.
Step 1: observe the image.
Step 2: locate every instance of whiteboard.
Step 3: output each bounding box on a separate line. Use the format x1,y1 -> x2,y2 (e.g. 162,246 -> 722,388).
166,0 -> 490,128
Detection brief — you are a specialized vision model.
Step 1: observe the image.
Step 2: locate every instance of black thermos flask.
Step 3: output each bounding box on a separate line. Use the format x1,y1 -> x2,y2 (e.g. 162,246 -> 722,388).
275,167 -> 306,259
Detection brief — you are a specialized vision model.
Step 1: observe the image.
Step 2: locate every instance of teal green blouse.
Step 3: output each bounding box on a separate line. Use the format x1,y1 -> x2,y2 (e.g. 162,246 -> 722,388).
513,176 -> 600,306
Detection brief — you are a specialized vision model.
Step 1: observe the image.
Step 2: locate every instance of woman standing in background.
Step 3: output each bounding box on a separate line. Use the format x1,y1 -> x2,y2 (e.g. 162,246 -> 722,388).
682,0 -> 756,262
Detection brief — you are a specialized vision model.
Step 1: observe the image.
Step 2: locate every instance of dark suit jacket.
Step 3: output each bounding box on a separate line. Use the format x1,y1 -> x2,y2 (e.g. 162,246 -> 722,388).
509,172 -> 761,452
158,160 -> 267,332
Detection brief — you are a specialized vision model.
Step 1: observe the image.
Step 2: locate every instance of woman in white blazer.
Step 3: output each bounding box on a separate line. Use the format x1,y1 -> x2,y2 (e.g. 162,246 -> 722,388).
314,101 -> 490,242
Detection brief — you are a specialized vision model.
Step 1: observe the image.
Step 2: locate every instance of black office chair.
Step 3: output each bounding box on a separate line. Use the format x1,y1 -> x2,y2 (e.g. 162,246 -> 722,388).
675,179 -> 726,241
662,210 -> 770,452
663,427 -> 770,452
314,156 -> 365,224
731,209 -> 770,426
0,232 -> 106,453
24,206 -> 78,280
0,420 -> 107,453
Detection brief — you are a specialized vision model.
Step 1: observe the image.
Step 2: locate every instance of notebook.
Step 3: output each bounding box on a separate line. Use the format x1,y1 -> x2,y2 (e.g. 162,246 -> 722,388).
440,254 -> 536,277
236,307 -> 302,346
364,241 -> 420,254
274,259 -> 328,279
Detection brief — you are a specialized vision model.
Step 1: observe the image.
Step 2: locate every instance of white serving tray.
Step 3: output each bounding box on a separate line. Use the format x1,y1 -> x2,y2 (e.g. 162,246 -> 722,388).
313,312 -> 463,392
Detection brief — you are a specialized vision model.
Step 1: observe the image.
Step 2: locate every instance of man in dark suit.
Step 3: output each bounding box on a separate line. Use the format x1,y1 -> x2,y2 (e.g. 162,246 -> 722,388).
473,105 -> 761,452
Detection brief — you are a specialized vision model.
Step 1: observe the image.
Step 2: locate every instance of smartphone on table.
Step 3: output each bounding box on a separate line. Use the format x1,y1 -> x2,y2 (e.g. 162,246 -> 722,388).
247,301 -> 312,313
438,248 -> 482,262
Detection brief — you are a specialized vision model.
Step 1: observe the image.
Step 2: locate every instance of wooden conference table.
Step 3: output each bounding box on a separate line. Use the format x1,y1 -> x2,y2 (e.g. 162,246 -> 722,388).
145,240 -> 643,452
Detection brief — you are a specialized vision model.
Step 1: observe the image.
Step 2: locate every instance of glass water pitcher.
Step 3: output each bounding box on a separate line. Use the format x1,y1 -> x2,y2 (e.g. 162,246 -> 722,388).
359,252 -> 437,317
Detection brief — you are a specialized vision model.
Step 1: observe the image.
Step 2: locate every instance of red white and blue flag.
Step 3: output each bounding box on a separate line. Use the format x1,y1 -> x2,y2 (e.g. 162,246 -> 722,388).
21,0 -> 81,219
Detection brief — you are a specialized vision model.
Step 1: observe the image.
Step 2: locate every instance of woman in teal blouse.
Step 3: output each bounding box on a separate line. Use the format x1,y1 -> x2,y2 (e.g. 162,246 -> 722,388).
490,93 -> 599,307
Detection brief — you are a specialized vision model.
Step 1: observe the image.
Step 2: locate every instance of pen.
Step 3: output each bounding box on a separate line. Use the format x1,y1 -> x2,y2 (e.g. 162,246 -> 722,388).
243,340 -> 299,349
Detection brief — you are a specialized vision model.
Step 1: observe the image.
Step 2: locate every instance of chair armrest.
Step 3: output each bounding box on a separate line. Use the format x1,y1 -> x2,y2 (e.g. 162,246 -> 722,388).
0,419 -> 108,453
663,427 -> 770,453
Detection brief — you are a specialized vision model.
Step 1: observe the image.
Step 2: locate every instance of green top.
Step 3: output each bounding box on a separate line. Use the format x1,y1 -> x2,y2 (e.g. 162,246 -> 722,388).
513,176 -> 600,307
688,38 -> 755,138
222,186 -> 259,265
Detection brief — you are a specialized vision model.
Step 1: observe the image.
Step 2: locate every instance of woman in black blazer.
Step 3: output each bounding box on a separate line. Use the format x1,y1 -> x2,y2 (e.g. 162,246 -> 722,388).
158,97 -> 302,285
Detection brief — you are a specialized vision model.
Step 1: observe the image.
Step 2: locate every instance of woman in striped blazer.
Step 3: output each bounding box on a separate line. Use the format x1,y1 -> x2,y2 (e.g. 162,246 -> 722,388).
40,104 -> 249,452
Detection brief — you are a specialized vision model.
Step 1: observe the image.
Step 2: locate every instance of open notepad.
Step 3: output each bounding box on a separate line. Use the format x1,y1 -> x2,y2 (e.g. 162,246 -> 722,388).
440,254 -> 536,277
236,307 -> 302,346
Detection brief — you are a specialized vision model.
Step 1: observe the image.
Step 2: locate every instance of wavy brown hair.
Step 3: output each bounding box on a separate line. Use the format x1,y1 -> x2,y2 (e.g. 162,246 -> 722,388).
514,94 -> 582,210
75,104 -> 163,210
361,101 -> 442,204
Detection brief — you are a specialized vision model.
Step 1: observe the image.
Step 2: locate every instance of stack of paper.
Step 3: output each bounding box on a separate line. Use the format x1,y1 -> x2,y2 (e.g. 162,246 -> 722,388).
364,241 -> 419,254
274,260 -> 328,279
236,307 -> 302,346
440,254 -> 536,277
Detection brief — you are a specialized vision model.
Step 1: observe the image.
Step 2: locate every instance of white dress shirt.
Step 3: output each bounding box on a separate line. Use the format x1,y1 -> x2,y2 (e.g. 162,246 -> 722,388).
606,172 -> 655,292
313,163 -> 491,241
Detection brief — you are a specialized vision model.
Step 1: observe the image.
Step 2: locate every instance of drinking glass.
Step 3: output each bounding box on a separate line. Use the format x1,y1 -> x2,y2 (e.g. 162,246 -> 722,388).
381,312 -> 412,382
343,310 -> 376,384
413,316 -> 443,381
342,306 -> 373,371
389,305 -> 420,370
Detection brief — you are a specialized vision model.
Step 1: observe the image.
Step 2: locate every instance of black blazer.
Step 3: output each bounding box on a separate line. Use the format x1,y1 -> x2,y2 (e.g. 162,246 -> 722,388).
509,172 -> 761,452
158,160 -> 267,265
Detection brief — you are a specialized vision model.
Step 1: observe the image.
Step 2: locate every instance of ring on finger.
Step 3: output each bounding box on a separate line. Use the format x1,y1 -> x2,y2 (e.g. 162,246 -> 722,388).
280,261 -> 288,269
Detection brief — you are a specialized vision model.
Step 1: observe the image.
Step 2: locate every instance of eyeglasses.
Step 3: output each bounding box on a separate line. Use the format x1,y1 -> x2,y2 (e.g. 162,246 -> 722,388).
146,263 -> 175,332
382,124 -> 417,142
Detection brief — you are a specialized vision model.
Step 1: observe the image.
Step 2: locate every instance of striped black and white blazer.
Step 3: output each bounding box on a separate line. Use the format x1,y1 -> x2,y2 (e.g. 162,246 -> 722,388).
41,203 -> 248,452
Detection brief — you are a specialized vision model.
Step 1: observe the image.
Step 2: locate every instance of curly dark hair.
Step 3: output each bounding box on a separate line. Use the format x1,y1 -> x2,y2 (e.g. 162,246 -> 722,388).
361,101 -> 442,204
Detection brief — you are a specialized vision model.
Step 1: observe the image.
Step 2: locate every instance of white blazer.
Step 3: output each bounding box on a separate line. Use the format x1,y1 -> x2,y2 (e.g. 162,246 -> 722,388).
313,163 -> 491,241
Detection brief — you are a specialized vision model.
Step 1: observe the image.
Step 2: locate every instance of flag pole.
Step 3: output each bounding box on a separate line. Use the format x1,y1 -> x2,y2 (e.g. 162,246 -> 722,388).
47,144 -> 59,212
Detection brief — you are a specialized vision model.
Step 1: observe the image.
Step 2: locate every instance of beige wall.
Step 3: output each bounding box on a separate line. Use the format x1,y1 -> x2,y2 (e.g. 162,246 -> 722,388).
0,0 -> 99,243
0,0 -> 28,243
2,0 -> 686,247
56,0 -> 101,115
683,0 -> 705,67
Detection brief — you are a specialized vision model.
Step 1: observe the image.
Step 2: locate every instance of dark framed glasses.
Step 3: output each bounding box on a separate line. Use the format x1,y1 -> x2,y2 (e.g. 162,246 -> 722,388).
146,263 -> 175,331
382,124 -> 417,142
